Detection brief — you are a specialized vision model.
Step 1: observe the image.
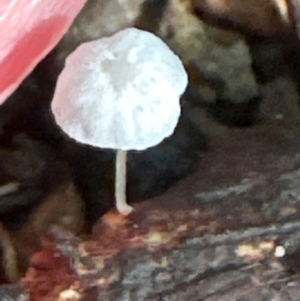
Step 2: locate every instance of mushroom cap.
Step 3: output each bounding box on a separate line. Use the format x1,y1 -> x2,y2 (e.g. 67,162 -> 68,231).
51,27 -> 188,151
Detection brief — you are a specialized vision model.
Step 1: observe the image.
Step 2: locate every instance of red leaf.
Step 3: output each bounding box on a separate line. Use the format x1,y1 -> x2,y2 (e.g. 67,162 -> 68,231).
0,0 -> 87,104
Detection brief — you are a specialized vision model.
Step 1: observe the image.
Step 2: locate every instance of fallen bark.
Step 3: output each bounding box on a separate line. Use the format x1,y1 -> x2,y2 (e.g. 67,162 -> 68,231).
16,83 -> 300,299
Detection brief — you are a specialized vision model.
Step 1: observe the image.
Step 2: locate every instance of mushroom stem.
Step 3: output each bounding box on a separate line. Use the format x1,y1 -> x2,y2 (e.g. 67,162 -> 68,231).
115,150 -> 134,215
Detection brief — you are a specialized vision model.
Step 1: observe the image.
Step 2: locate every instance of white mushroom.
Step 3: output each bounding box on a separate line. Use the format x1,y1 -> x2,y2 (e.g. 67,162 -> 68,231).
51,27 -> 188,215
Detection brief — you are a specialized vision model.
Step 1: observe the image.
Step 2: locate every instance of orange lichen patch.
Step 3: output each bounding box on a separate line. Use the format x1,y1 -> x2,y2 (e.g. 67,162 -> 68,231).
46,206 -> 196,286
236,241 -> 275,261
141,223 -> 191,248
90,206 -> 193,256
145,231 -> 173,246
22,242 -> 79,301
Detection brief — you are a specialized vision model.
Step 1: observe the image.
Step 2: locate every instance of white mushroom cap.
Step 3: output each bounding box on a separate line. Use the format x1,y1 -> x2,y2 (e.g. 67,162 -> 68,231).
51,27 -> 188,151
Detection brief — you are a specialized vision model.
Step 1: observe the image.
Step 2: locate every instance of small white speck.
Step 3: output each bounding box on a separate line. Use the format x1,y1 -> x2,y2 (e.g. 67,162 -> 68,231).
59,289 -> 80,300
274,245 -> 285,257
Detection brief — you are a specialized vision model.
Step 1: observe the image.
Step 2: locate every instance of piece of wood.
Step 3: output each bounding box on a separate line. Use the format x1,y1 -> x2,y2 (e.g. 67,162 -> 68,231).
19,84 -> 300,300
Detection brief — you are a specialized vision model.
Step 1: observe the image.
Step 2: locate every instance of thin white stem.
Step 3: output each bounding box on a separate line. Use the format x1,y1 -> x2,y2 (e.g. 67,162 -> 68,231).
115,150 -> 133,215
